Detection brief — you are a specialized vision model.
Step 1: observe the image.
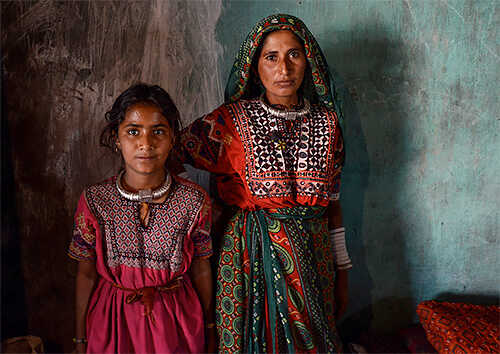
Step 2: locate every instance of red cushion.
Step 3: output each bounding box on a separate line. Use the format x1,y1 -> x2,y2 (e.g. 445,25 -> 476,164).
416,300 -> 499,353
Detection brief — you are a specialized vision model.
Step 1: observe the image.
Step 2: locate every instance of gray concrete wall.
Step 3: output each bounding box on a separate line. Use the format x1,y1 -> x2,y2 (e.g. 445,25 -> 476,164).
2,0 -> 498,351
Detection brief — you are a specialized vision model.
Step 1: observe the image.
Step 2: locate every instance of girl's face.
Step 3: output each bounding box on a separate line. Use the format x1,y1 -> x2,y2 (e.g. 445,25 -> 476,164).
116,103 -> 173,180
256,30 -> 307,107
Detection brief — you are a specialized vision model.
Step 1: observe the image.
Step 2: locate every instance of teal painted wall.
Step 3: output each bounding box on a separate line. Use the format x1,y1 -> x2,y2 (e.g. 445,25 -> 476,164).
214,0 -> 499,330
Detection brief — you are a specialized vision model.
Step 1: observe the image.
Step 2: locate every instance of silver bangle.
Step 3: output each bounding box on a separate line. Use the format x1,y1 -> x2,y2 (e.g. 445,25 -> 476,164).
336,263 -> 353,271
329,227 -> 352,267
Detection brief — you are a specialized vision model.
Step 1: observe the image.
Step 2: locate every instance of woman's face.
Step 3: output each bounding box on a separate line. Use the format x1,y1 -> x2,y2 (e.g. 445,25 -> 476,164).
116,103 -> 173,181
256,30 -> 307,107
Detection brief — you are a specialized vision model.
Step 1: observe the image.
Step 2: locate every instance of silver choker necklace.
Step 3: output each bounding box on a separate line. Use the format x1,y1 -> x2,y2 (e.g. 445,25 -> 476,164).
259,93 -> 311,121
116,169 -> 172,203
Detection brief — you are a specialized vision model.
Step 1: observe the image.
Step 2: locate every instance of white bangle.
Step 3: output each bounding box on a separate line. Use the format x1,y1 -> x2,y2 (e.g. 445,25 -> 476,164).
329,227 -> 352,270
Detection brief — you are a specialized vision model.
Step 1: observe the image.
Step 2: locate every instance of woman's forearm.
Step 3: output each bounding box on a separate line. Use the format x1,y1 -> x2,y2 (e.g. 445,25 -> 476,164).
326,199 -> 343,229
326,199 -> 350,319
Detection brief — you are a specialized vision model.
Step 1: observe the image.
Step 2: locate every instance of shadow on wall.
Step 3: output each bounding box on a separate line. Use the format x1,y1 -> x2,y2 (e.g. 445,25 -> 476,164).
324,28 -> 423,334
329,65 -> 374,336
1,68 -> 29,341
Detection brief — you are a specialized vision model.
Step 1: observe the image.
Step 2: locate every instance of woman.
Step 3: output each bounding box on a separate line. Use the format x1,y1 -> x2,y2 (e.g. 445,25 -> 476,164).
178,14 -> 352,353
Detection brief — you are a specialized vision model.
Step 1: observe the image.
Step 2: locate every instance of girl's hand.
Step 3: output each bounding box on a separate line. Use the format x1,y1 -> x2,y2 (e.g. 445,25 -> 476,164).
75,261 -> 97,354
188,259 -> 216,353
75,342 -> 87,354
205,328 -> 219,353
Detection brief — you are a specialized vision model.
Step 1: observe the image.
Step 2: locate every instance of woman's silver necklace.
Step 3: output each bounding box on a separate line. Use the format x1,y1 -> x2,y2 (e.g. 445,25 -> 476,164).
259,93 -> 310,121
116,169 -> 172,203
260,93 -> 309,154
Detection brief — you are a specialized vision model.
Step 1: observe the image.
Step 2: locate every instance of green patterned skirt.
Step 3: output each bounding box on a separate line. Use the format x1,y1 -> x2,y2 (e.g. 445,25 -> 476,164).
215,205 -> 343,353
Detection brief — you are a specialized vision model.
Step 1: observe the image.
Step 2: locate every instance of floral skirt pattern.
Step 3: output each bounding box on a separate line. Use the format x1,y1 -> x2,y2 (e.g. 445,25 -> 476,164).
215,206 -> 342,353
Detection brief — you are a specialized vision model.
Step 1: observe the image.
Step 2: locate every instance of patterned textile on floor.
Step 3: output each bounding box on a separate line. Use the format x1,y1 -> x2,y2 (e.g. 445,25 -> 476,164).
416,300 -> 500,353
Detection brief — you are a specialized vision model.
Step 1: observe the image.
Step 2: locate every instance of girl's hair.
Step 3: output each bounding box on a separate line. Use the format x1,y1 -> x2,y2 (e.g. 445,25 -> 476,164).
244,29 -> 309,100
100,84 -> 181,156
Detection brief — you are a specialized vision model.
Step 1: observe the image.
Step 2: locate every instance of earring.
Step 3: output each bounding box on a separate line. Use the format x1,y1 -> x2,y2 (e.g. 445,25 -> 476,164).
115,142 -> 121,154
254,76 -> 261,85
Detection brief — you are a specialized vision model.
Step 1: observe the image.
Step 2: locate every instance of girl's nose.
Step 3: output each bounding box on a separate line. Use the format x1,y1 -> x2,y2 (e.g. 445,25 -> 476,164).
139,134 -> 154,150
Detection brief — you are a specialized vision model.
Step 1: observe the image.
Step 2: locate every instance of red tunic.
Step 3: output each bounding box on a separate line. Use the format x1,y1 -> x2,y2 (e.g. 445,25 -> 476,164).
181,98 -> 344,210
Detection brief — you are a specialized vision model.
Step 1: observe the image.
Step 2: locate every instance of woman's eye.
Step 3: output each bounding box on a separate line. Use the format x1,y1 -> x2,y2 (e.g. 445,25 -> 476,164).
290,51 -> 300,58
265,55 -> 276,61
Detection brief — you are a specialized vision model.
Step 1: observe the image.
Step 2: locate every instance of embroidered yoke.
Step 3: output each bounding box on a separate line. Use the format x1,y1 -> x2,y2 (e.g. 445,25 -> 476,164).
182,98 -> 344,210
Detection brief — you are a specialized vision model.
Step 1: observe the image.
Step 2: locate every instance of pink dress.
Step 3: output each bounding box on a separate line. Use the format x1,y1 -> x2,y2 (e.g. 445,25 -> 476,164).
68,174 -> 212,353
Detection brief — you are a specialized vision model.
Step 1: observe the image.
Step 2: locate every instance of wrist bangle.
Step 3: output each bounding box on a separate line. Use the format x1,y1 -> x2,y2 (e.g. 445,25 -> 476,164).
329,227 -> 352,267
205,323 -> 215,329
336,263 -> 353,271
73,337 -> 87,344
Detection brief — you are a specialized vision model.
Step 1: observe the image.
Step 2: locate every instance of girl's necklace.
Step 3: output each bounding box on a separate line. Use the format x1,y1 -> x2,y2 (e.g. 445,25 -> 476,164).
116,169 -> 172,203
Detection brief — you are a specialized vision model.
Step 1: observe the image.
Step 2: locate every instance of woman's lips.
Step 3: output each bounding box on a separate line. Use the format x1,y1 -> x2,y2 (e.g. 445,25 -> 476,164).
275,80 -> 294,86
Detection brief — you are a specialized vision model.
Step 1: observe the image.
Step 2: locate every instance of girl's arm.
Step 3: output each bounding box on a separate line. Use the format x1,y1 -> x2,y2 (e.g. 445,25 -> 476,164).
188,258 -> 217,353
75,261 -> 98,354
326,200 -> 350,320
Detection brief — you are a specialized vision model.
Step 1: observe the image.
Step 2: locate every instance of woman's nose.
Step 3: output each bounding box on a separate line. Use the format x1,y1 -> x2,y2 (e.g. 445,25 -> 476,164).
278,58 -> 291,75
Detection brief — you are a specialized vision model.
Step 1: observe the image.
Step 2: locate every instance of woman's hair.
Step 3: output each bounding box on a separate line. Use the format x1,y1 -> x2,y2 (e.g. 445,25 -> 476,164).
244,29 -> 309,100
100,84 -> 181,156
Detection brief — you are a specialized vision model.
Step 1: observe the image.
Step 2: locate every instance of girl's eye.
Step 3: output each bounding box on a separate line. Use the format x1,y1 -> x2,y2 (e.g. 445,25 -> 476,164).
153,129 -> 165,136
127,129 -> 139,136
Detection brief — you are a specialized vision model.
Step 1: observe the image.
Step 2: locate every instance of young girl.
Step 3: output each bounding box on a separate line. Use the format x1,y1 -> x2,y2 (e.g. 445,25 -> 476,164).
68,84 -> 216,353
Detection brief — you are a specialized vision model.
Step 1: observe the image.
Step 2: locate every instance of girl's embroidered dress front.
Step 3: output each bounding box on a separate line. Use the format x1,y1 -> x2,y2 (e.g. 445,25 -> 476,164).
69,174 -> 212,353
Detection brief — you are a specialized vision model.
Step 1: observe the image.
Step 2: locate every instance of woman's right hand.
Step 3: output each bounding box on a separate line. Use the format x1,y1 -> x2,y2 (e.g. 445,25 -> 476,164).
334,270 -> 349,320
